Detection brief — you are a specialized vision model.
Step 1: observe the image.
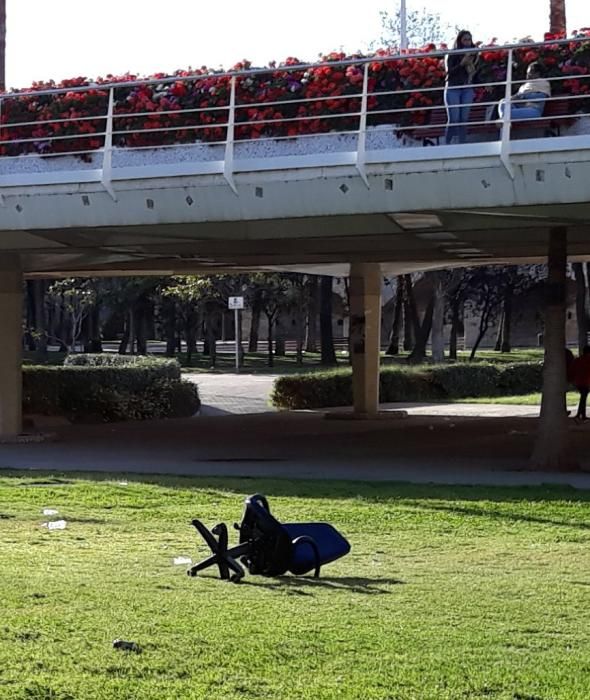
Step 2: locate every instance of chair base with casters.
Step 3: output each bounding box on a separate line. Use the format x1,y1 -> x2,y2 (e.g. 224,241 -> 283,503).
188,494 -> 351,582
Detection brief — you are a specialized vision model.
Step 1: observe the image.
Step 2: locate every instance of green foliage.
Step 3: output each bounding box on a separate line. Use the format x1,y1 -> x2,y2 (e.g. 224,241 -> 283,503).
271,362 -> 544,409
23,356 -> 198,421
164,380 -> 203,418
63,353 -> 181,380
430,363 -> 502,398
271,368 -> 353,410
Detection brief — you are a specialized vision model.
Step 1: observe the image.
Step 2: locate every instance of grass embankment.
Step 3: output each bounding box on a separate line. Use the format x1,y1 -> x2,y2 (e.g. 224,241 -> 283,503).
1,473 -> 589,699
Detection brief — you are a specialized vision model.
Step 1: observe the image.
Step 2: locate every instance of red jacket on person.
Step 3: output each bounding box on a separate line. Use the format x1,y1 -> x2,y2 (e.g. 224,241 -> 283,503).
571,353 -> 590,389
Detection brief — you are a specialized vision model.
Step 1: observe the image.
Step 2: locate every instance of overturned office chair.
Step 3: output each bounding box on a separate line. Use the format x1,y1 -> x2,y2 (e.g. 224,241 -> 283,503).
188,493 -> 351,582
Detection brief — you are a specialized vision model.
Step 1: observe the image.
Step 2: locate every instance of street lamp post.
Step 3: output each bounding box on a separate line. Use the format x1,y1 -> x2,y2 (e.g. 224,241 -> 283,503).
400,0 -> 408,49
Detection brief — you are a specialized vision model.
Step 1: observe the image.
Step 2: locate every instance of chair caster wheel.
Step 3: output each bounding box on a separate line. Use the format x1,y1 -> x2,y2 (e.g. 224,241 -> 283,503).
187,569 -> 197,577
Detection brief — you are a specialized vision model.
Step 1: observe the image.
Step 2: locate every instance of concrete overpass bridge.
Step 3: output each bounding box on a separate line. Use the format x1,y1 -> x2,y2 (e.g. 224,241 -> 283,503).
1,39 -> 589,437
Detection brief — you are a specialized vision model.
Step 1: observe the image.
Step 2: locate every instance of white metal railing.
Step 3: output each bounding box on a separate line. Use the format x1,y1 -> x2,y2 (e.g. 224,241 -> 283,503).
0,36 -> 589,191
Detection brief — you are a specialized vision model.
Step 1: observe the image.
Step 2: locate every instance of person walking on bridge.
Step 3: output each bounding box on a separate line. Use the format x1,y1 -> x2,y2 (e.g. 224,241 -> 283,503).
444,30 -> 480,144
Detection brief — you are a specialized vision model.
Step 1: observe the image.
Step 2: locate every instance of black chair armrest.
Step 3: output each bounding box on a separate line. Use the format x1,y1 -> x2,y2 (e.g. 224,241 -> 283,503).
292,535 -> 321,578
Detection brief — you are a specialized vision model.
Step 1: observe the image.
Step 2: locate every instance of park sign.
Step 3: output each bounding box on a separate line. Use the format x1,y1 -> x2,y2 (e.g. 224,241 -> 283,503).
228,296 -> 244,310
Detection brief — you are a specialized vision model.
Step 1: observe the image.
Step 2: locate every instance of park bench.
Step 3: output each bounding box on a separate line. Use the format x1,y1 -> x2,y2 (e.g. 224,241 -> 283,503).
418,97 -> 574,146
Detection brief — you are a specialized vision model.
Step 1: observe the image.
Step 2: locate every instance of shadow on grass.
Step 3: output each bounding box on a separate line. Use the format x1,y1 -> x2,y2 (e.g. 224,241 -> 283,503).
216,575 -> 403,595
1,470 -> 590,505
416,501 -> 590,531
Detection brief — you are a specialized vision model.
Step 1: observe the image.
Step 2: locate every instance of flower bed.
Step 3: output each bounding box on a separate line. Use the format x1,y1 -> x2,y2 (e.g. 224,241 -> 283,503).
1,33 -> 590,158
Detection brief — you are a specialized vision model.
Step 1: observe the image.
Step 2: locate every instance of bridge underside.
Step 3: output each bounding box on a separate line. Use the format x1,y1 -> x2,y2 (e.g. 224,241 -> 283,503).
0,142 -> 589,438
10,201 -> 590,278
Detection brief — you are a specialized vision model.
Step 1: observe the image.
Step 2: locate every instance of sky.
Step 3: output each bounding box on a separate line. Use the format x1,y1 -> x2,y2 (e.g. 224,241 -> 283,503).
6,0 -> 589,89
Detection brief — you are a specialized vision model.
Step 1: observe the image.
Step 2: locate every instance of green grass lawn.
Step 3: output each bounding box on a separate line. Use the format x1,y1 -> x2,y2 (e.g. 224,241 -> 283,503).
178,351 -> 335,374
1,473 -> 590,699
179,348 -> 545,374
25,347 -> 545,376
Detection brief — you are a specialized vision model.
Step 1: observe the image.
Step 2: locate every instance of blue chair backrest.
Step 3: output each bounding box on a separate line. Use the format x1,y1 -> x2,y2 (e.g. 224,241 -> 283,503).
238,494 -> 350,577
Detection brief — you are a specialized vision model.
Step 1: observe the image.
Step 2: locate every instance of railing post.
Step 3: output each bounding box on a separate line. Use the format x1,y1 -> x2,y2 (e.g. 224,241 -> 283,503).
500,48 -> 515,179
223,76 -> 238,195
356,62 -> 370,189
100,88 -> 117,201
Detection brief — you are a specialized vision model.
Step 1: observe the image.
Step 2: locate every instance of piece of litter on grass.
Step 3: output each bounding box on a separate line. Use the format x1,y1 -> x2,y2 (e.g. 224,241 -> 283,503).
42,509 -> 58,516
173,556 -> 192,566
117,481 -> 128,486
113,639 -> 142,654
42,520 -> 67,530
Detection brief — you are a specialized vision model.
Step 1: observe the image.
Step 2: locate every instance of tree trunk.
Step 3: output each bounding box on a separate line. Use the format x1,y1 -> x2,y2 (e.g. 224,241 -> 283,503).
500,286 -> 513,353
248,291 -> 262,352
89,306 -> 102,352
549,0 -> 566,34
275,315 -> 286,356
0,0 -> 6,91
163,297 -> 177,357
449,300 -> 462,360
404,274 -> 421,341
407,297 -> 434,364
118,313 -> 131,355
320,276 -> 337,365
573,262 -> 588,355
24,281 -> 48,355
494,312 -> 504,351
50,296 -> 67,351
82,314 -> 92,353
266,313 -> 274,367
135,298 -> 148,356
305,275 -> 319,353
205,311 -> 217,367
469,301 -> 493,361
431,273 -> 445,363
386,277 -> 404,355
185,330 -> 195,365
24,282 -> 36,351
296,309 -> 305,365
531,227 -> 578,471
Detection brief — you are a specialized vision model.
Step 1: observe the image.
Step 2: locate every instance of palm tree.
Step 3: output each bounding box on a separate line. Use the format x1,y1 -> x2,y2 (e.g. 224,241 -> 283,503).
0,0 -> 5,90
549,0 -> 566,35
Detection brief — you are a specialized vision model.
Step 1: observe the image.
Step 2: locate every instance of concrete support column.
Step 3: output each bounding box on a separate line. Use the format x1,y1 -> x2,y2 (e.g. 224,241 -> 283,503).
0,256 -> 23,437
349,262 -> 382,417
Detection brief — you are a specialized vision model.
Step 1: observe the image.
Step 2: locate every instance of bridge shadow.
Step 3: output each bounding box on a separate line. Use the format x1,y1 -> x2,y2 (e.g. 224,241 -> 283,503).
2,469 -> 589,505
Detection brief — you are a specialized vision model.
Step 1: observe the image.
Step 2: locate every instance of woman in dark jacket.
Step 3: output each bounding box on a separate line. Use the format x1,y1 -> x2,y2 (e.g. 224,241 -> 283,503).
445,30 -> 479,144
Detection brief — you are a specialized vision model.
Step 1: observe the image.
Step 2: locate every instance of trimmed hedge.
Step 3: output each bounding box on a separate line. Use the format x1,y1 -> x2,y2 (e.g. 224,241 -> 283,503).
64,353 -> 181,380
24,355 -> 199,422
270,362 -> 544,410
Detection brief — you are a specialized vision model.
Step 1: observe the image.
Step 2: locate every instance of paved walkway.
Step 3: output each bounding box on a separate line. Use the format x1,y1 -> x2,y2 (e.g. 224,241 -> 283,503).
186,373 -> 276,415
2,407 -> 590,488
188,372 -> 542,418
2,373 -> 587,488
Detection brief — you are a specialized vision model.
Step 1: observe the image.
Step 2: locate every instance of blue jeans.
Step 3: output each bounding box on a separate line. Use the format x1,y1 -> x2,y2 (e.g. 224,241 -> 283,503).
498,92 -> 546,121
444,86 -> 475,144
